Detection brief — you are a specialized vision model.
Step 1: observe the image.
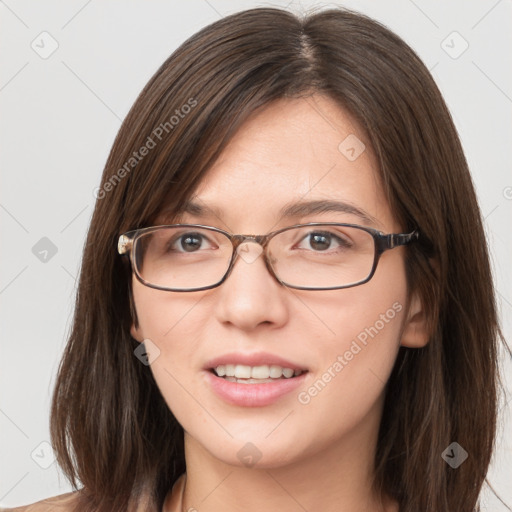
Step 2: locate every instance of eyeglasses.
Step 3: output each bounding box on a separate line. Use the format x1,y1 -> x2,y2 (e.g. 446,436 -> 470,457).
118,223 -> 419,292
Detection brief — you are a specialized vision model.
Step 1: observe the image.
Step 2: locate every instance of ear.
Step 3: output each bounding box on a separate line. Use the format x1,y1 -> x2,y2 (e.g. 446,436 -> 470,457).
400,291 -> 430,348
130,323 -> 144,343
128,282 -> 144,342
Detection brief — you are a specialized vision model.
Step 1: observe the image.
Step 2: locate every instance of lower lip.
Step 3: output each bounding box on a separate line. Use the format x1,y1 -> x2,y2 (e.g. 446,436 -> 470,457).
205,371 -> 308,407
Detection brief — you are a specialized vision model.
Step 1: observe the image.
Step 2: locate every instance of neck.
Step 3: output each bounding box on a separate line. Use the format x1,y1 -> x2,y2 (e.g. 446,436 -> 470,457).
178,394 -> 397,512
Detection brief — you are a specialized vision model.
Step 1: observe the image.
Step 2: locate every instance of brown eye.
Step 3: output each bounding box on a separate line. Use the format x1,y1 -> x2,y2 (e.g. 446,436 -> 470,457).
296,231 -> 351,252
178,233 -> 204,252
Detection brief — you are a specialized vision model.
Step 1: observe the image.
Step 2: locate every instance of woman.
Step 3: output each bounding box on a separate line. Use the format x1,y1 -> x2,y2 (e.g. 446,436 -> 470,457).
6,6 -> 505,512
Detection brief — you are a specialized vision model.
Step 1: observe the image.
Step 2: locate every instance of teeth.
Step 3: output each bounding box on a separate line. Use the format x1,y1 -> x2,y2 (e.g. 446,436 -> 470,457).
251,365 -> 270,379
213,364 -> 304,380
269,365 -> 283,378
225,376 -> 276,384
235,364 -> 252,379
282,368 -> 294,378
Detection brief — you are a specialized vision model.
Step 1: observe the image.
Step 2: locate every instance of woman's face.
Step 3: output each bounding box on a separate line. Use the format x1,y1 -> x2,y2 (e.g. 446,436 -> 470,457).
131,94 -> 423,469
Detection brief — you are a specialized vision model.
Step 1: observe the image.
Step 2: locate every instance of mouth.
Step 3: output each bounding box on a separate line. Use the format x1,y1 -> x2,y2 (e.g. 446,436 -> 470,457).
210,364 -> 307,384
203,354 -> 309,407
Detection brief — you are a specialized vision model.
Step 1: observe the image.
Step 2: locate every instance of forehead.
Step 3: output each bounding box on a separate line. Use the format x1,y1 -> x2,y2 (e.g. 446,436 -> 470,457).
167,95 -> 397,232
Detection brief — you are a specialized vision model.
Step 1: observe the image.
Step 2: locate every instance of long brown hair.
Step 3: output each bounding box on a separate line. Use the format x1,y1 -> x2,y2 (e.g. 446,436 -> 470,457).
50,7 -> 506,511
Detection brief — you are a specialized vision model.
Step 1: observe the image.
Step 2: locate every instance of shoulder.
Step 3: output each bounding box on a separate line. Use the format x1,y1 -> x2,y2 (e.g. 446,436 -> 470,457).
0,491 -> 80,512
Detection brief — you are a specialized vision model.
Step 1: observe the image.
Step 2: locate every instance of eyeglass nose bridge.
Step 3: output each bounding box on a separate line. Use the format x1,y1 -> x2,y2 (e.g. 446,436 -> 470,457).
230,233 -> 270,249
225,233 -> 281,281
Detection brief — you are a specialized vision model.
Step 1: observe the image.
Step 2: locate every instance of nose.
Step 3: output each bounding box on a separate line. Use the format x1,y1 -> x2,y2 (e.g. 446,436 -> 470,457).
213,241 -> 289,331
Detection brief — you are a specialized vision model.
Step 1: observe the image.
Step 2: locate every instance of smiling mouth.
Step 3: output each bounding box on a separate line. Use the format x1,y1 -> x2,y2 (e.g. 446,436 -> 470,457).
210,364 -> 307,384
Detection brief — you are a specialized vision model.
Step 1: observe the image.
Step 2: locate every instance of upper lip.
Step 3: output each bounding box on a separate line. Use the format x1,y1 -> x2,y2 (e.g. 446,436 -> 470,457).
204,352 -> 308,371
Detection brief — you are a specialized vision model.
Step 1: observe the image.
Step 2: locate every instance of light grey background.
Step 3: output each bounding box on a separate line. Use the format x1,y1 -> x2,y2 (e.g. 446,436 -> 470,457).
1,0 -> 511,508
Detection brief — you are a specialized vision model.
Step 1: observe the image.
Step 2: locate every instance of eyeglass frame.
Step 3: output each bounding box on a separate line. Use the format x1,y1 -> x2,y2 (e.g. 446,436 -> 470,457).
118,222 -> 419,292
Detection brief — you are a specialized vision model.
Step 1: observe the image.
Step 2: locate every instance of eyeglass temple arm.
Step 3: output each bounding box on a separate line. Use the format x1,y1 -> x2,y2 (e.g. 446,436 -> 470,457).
118,234 -> 133,255
377,230 -> 419,251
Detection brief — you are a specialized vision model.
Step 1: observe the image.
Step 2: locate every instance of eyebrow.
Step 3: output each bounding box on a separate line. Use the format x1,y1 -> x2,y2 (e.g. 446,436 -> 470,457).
172,198 -> 380,228
278,199 -> 380,227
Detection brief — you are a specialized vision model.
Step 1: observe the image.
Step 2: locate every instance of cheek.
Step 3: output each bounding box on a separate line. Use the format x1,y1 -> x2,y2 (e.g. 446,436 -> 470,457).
132,277 -> 205,343
131,280 -> 197,387
131,279 -> 218,428
301,249 -> 407,352
290,255 -> 407,441
297,290 -> 404,388
324,255 -> 406,377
